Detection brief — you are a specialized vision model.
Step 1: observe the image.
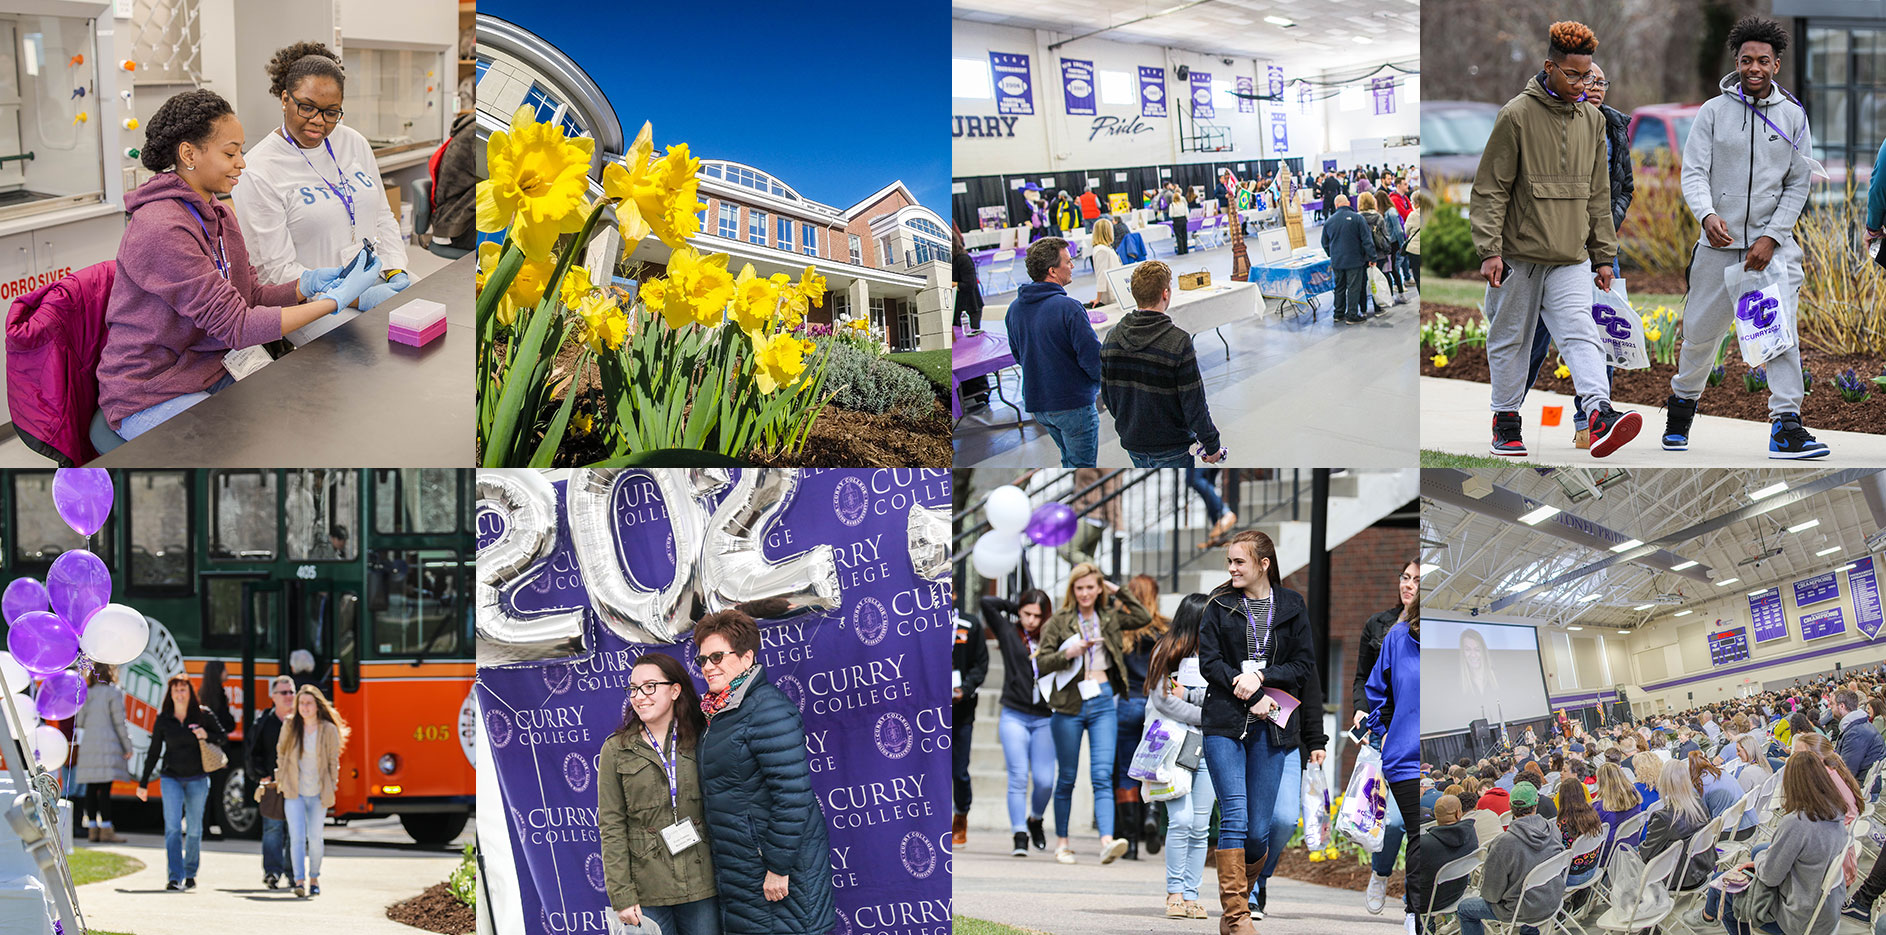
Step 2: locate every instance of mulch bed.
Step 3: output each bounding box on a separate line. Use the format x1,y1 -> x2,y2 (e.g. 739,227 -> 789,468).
1272,846 -> 1404,897
1419,301 -> 1886,433
386,882 -> 473,935
745,405 -> 953,467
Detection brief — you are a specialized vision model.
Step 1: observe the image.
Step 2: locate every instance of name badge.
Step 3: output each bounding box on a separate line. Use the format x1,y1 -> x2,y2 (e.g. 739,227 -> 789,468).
1077,679 -> 1102,700
1241,660 -> 1267,676
660,818 -> 701,855
224,346 -> 272,380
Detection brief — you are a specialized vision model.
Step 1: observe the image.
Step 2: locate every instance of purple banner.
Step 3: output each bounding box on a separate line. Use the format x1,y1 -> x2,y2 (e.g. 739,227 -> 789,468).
1270,110 -> 1289,155
991,52 -> 1034,115
1370,76 -> 1397,115
478,470 -> 952,935
1140,65 -> 1167,117
1061,58 -> 1095,116
1850,556 -> 1883,639
1750,590 -> 1788,643
1189,70 -> 1215,118
1793,570 -> 1839,608
1237,75 -> 1255,114
1267,65 -> 1285,98
1800,606 -> 1846,641
1298,83 -> 1312,115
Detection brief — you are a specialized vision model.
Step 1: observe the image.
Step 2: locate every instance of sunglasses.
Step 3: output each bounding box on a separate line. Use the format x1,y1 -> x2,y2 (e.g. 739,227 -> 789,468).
628,681 -> 676,697
694,650 -> 742,668
287,92 -> 344,123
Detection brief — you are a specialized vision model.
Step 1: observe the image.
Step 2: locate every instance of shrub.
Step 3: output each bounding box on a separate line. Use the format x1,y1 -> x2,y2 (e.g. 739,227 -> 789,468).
818,338 -> 936,418
448,842 -> 476,907
1422,200 -> 1477,278
1619,150 -> 1699,276
1796,176 -> 1886,355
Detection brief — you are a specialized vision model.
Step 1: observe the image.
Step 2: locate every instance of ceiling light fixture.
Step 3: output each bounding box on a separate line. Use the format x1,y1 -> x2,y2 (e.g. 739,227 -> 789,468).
1518,504 -> 1562,525
1671,560 -> 1698,570
1611,539 -> 1643,553
1566,626 -> 1583,631
1633,604 -> 1653,611
1577,593 -> 1600,603
1715,577 -> 1740,587
1264,15 -> 1295,26
1817,546 -> 1842,556
1751,482 -> 1788,500
1673,609 -> 1693,617
1747,588 -> 1768,597
1789,519 -> 1821,533
1838,563 -> 1856,573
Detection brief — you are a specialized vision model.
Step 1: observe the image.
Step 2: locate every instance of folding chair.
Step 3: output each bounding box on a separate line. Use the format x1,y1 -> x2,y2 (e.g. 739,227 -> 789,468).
1803,835 -> 1863,935
1589,810 -> 1654,912
1552,832 -> 1610,935
1595,844 -> 1683,934
1483,848 -> 1575,935
1422,849 -> 1485,935
1663,815 -> 1724,935
984,250 -> 1018,294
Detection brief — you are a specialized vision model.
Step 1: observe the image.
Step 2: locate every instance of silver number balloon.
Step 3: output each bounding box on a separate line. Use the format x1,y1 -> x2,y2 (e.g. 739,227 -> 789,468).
907,504 -> 950,582
475,470 -> 583,666
697,469 -> 841,619
567,469 -> 711,644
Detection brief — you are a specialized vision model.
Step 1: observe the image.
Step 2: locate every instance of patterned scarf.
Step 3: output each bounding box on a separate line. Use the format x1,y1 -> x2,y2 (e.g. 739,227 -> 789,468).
700,667 -> 756,721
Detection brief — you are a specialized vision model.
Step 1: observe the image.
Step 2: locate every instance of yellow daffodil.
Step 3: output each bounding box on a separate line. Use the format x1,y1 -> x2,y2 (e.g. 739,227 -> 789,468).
601,122 -> 704,253
730,263 -> 781,338
660,247 -> 734,330
1646,328 -> 1662,342
571,289 -> 628,354
560,265 -> 596,309
1554,364 -> 1570,379
478,105 -> 596,260
847,317 -> 869,332
639,277 -> 669,316
477,240 -> 556,328
1431,352 -> 1449,368
778,266 -> 827,327
798,266 -> 827,306
572,412 -> 594,436
753,332 -> 813,393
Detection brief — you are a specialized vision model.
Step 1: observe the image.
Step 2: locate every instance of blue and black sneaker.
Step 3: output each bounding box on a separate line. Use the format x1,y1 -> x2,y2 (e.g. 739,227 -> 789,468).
1770,413 -> 1830,460
1662,395 -> 1696,451
1838,897 -> 1872,926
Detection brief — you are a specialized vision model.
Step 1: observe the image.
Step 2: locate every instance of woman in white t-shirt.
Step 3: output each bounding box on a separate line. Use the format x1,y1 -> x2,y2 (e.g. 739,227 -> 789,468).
232,42 -> 411,345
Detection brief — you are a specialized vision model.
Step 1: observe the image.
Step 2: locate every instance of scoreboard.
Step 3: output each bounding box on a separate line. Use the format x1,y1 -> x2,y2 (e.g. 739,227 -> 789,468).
1707,626 -> 1750,666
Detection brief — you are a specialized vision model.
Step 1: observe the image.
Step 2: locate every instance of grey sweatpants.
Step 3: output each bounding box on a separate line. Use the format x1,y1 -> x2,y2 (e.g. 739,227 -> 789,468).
1484,261 -> 1611,413
1672,242 -> 1804,419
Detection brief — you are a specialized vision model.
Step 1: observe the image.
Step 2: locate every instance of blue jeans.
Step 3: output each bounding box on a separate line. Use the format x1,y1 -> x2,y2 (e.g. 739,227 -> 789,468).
285,794 -> 326,882
1034,405 -> 1099,468
159,773 -> 210,883
1000,707 -> 1055,831
641,897 -> 723,935
1371,774 -> 1406,876
1187,469 -> 1226,523
1129,445 -> 1192,468
120,373 -> 235,440
1051,682 -> 1118,839
1203,726 -> 1289,864
1165,759 -> 1216,900
1114,696 -> 1146,793
261,815 -> 289,878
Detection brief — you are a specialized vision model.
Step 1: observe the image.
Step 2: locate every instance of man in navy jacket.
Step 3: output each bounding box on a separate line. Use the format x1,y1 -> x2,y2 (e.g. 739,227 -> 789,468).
1005,237 -> 1102,466
1321,196 -> 1375,323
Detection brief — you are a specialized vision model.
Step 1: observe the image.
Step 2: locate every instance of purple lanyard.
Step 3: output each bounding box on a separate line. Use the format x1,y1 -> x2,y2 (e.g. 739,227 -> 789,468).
1243,597 -> 1274,661
641,721 -> 679,821
181,200 -> 228,282
1735,85 -> 1805,153
282,126 -> 357,236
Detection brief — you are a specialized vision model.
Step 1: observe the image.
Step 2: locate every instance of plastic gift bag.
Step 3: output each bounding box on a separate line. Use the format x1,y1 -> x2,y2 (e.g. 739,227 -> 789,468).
1127,717 -> 1183,782
1301,763 -> 1332,850
1723,261 -> 1796,368
1367,265 -> 1391,303
1142,766 -> 1194,802
1590,283 -> 1651,370
1334,744 -> 1388,853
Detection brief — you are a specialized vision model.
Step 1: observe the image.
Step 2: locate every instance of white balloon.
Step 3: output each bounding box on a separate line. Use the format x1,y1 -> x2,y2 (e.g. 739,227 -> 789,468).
985,485 -> 1032,533
79,603 -> 151,667
31,724 -> 67,770
0,651 -> 27,695
971,532 -> 1025,578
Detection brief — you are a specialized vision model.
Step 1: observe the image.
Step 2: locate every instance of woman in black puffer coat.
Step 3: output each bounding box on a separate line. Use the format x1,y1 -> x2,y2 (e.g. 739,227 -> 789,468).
693,610 -> 834,935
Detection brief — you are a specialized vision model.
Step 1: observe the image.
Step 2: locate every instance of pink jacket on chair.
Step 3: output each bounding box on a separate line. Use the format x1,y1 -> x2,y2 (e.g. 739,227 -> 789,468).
6,261 -> 115,465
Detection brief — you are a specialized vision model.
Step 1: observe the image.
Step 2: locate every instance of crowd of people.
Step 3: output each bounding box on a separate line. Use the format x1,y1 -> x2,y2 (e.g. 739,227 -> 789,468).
1415,665 -> 1886,935
954,536 -> 1423,932
1311,165 -> 1421,323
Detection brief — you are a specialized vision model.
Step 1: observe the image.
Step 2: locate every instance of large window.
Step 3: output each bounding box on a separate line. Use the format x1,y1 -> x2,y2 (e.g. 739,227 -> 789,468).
285,470 -> 358,561
11,473 -> 108,566
1098,70 -> 1134,106
203,576 -> 277,654
374,469 -> 458,534
340,46 -> 448,148
801,225 -> 817,256
722,164 -> 795,199
777,216 -> 793,251
952,58 -> 992,99
717,202 -> 739,239
210,470 -> 276,560
1804,24 -> 1886,185
849,234 -> 863,264
749,209 -> 768,245
367,550 -> 464,658
128,471 -> 190,591
906,217 -> 948,240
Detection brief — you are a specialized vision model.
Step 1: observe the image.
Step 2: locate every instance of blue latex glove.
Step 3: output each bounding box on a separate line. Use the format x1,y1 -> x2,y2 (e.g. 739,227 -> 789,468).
315,251 -> 384,311
355,271 -> 411,312
298,265 -> 345,299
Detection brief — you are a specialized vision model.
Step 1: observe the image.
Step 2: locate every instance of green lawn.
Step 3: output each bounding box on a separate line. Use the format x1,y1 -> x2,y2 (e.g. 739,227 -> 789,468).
1419,276 -> 1683,314
952,919 -> 1051,935
68,848 -> 143,886
888,349 -> 950,393
1421,449 -> 1514,469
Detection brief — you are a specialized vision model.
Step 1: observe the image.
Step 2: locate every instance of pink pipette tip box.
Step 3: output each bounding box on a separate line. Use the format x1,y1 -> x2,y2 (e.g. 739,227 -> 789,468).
388,298 -> 447,347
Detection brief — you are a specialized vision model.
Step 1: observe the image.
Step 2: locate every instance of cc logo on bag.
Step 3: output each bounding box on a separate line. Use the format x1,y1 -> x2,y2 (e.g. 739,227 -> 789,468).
1736,290 -> 1779,329
1591,304 -> 1633,340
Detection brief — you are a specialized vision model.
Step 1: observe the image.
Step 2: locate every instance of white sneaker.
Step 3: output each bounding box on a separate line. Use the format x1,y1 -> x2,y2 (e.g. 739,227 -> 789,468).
1366,872 -> 1388,914
1681,907 -> 1709,928
1099,836 -> 1128,864
1056,845 -> 1076,864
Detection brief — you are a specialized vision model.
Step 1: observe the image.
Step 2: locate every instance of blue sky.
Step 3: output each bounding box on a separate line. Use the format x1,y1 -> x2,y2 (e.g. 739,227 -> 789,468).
478,0 -> 950,213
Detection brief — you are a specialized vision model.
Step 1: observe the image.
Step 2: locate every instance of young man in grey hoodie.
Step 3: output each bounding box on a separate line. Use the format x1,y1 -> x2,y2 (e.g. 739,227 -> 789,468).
1666,16 -> 1828,459
1455,782 -> 1565,935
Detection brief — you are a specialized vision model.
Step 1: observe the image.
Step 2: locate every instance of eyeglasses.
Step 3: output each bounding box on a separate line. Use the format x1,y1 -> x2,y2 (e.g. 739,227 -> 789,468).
1588,80 -> 1610,90
694,650 -> 740,668
287,92 -> 343,123
1552,64 -> 1599,87
628,681 -> 675,697
272,689 -> 295,696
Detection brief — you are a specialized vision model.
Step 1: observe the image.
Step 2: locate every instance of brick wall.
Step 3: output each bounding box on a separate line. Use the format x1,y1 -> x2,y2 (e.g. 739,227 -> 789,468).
699,194 -> 833,262
843,187 -> 915,269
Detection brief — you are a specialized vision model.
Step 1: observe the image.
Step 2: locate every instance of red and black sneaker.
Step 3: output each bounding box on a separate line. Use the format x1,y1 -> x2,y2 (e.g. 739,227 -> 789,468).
1490,411 -> 1527,456
1587,403 -> 1642,458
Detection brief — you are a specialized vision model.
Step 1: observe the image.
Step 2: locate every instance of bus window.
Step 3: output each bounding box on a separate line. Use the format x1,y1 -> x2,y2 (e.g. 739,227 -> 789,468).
128,471 -> 191,592
10,472 -> 111,567
337,590 -> 360,693
374,469 -> 459,534
210,470 -> 277,560
286,470 -> 358,561
367,550 -> 462,658
203,576 -> 276,654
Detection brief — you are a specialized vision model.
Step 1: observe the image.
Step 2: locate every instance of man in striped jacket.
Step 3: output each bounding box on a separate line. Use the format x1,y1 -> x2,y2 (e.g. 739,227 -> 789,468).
1099,261 -> 1224,467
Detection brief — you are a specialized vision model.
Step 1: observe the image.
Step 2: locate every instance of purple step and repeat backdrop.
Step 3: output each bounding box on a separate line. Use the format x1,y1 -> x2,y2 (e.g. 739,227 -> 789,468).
475,469 -> 953,935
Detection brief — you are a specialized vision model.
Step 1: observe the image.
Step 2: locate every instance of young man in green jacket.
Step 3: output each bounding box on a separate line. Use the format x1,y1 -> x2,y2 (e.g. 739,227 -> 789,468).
1471,21 -> 1641,459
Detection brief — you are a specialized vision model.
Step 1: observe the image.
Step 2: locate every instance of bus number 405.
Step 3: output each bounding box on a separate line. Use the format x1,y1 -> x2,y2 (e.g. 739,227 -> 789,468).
413,725 -> 452,741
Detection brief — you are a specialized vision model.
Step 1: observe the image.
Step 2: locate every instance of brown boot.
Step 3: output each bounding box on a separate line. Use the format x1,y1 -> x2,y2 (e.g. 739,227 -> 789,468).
88,826 -> 99,842
1214,849 -> 1254,935
98,827 -> 126,843
952,812 -> 968,846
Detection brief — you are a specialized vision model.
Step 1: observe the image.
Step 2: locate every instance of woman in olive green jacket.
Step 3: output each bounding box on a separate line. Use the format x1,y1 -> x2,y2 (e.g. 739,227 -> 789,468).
598,653 -> 720,934
1033,563 -> 1152,865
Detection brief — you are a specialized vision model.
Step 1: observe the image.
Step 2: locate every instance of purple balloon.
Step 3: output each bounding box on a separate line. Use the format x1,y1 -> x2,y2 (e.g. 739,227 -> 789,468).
34,669 -> 85,720
47,550 -> 109,633
51,468 -> 113,537
7,611 -> 77,675
2,577 -> 48,626
1025,502 -> 1079,547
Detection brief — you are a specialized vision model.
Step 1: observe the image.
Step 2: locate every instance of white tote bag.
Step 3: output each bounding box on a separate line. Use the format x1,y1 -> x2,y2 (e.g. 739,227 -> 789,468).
1591,284 -> 1651,370
1723,261 -> 1796,368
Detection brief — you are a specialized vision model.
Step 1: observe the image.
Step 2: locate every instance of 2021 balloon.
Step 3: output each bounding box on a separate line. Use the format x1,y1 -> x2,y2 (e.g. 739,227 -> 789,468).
475,470 -> 583,666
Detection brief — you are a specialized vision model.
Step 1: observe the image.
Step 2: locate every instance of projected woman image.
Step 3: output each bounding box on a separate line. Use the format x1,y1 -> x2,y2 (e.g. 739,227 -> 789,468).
1457,627 -> 1500,715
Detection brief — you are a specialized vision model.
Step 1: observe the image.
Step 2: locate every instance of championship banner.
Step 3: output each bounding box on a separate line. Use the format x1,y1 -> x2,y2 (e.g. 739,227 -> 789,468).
1189,70 -> 1214,118
1848,556 -> 1883,640
991,52 -> 1035,115
1237,75 -> 1255,114
1061,58 -> 1095,117
1269,109 -> 1289,155
475,469 -> 953,935
1298,83 -> 1312,115
1266,65 -> 1284,99
1370,76 -> 1397,115
1140,66 -> 1167,117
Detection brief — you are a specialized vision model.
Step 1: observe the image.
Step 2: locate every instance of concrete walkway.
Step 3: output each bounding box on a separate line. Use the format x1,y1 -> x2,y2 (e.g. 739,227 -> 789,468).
72,820 -> 465,935
1421,375 -> 1886,466
952,829 -> 1403,935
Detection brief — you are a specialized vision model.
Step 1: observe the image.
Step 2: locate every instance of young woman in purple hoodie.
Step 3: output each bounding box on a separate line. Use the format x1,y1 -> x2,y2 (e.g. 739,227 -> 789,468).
96,89 -> 386,441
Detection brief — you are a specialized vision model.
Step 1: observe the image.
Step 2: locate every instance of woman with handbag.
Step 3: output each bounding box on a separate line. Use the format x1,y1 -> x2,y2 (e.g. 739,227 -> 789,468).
1034,563 -> 1153,865
73,664 -> 134,843
276,685 -> 347,898
1718,749 -> 1851,935
135,674 -> 228,890
1199,530 -> 1327,934
984,589 -> 1057,857
1145,593 -> 1213,920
